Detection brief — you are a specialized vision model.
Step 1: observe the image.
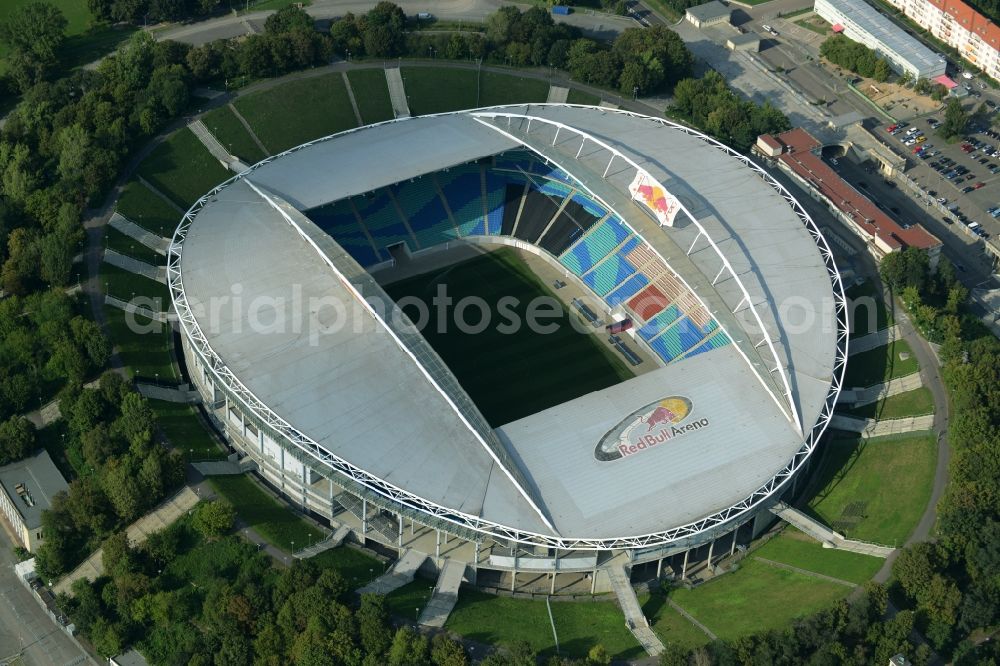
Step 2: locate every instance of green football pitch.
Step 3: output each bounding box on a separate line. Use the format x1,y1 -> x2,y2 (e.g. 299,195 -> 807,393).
384,249 -> 634,426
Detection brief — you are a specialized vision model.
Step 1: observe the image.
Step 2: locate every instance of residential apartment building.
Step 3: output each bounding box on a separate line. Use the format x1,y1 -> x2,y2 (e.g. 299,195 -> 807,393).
886,0 -> 1000,81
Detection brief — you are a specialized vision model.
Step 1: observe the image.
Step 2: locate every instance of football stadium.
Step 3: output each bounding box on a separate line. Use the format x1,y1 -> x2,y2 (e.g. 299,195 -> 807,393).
169,105 -> 848,599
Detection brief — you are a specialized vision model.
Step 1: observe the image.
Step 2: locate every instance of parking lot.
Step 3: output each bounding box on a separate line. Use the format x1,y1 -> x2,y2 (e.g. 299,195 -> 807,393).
870,113 -> 1000,253
826,153 -> 995,282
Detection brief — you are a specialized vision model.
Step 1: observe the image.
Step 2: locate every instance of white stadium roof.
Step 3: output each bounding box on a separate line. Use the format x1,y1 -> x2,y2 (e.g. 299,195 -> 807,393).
172,105 -> 846,548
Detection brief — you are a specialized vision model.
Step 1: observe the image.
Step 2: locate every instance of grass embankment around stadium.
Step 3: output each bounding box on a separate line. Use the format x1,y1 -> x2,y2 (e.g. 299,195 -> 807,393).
207,475 -> 326,553
232,73 -> 359,154
387,580 -> 646,660
805,432 -> 937,545
202,105 -> 269,164
137,126 -> 231,208
384,248 -> 634,426
841,385 -> 934,420
400,67 -> 550,115
842,339 -> 920,387
347,68 -> 396,124
845,280 -> 893,337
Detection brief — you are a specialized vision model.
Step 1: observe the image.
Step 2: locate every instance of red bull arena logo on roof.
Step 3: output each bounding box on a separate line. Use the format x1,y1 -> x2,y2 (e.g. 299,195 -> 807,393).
594,396 -> 708,462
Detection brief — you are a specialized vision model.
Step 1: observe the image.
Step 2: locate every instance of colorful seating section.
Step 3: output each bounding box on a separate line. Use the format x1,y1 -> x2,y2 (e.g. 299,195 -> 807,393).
303,150 -> 731,366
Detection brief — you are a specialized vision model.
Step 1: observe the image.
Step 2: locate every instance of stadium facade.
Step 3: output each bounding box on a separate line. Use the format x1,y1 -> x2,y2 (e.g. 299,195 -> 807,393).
169,105 -> 848,592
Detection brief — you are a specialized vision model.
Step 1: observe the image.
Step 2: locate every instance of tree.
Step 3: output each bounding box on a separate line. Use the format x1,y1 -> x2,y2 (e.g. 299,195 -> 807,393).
388,626 -> 430,666
102,531 -> 138,580
0,416 -> 35,464
941,98 -> 969,139
873,58 -> 891,82
879,247 -> 929,291
265,5 -> 313,34
118,392 -> 155,448
191,499 -> 236,538
360,2 -> 406,57
0,2 -> 68,89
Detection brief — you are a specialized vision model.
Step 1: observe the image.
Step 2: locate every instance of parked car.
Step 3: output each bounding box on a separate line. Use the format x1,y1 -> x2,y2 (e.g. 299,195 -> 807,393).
975,182 -> 986,189
962,186 -> 975,193
942,216 -> 955,225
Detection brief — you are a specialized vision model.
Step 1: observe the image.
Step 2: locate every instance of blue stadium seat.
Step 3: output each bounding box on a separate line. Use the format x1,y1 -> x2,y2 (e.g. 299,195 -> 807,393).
484,172 -> 506,235
438,167 -> 485,236
571,192 -> 606,219
638,305 -> 681,341
559,218 -> 631,275
606,274 -> 648,307
392,179 -> 455,249
352,192 -> 413,252
305,200 -> 380,267
685,330 -> 732,358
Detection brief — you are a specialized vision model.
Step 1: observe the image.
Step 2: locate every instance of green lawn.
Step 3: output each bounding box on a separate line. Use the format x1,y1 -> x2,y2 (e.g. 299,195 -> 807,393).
668,559 -> 852,641
207,475 -> 325,553
641,593 -> 711,651
846,281 -> 893,337
567,89 -> 602,106
384,249 -> 634,426
202,105 -> 268,164
234,73 -> 359,153
806,433 -> 937,545
310,547 -> 382,588
347,68 -> 395,124
752,528 -> 884,584
841,386 -> 934,420
137,127 -> 231,208
842,339 -> 919,387
386,578 -> 437,621
401,67 -> 478,114
102,305 -> 178,382
100,263 -> 169,304
478,71 -> 549,107
442,587 -> 643,660
795,16 -> 831,35
148,399 -> 226,461
115,179 -> 184,237
104,226 -> 165,266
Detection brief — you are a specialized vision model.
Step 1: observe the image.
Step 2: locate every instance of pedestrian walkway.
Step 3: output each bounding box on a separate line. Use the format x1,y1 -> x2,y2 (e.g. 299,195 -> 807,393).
104,294 -> 174,323
135,381 -> 200,403
192,456 -> 257,476
188,119 -> 249,173
830,414 -> 935,436
418,558 -> 466,627
772,503 -> 896,557
849,324 -> 901,356
357,548 -> 427,595
546,85 -> 569,103
771,502 -> 842,545
837,372 -> 923,406
103,249 -> 167,283
342,71 -> 364,125
294,524 -> 352,559
385,68 -> 410,119
109,212 -> 169,255
606,563 -> 664,656
54,487 -> 199,596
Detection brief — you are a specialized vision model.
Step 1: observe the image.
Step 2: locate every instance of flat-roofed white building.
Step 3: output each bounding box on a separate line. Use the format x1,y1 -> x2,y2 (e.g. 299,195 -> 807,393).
0,450 -> 68,552
816,0 -> 946,79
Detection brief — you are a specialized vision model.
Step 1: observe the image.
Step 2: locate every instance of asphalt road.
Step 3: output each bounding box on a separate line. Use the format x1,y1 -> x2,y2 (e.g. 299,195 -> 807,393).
153,0 -> 636,47
0,533 -> 91,666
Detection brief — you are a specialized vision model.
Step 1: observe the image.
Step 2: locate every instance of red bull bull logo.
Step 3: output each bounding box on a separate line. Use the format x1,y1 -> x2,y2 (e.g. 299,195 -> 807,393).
628,170 -> 681,227
595,396 -> 707,462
